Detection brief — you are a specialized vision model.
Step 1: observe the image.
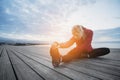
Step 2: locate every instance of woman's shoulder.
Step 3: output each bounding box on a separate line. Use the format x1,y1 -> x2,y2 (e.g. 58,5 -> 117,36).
85,28 -> 93,34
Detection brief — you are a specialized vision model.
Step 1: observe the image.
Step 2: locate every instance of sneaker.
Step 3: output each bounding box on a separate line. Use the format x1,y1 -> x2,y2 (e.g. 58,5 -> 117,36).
50,42 -> 61,67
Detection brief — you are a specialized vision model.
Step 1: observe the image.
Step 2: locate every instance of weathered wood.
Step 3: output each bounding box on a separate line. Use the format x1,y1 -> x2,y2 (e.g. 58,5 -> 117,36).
0,48 -> 16,80
62,62 -> 120,80
88,58 -> 120,67
74,59 -> 120,74
0,47 -> 4,57
101,49 -> 120,61
10,47 -> 99,80
11,46 -> 120,80
9,48 -> 72,80
6,48 -> 44,80
1,45 -> 120,80
70,61 -> 120,79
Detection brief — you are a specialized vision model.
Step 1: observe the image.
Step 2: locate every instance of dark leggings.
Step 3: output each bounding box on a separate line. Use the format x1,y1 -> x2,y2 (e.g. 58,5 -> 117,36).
89,48 -> 110,58
61,47 -> 110,62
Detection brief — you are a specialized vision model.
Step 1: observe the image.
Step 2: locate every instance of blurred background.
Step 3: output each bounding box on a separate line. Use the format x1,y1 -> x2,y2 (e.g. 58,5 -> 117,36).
0,0 -> 120,48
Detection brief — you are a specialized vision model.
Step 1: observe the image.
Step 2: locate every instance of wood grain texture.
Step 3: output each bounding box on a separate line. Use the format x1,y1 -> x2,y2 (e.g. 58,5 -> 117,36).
0,45 -> 120,80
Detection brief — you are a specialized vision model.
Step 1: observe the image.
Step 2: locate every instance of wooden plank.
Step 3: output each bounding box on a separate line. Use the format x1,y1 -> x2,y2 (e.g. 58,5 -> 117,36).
11,46 -> 120,71
99,49 -> 120,60
0,47 -> 4,57
10,46 -> 50,58
70,60 -> 120,79
13,46 -> 120,80
5,48 -> 44,80
75,59 -> 120,73
9,49 -> 72,80
61,62 -> 120,80
0,48 -> 16,80
11,46 -> 120,80
88,58 -> 120,67
10,47 -> 100,80
17,46 -> 120,67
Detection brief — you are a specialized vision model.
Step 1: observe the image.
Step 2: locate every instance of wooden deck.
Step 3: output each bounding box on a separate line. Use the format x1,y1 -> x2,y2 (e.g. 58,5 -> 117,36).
0,45 -> 120,80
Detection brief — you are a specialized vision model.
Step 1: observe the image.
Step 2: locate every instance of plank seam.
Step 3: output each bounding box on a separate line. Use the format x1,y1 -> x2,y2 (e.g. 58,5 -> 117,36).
11,49 -> 73,80
15,48 -> 120,78
9,49 -> 46,80
6,48 -> 18,80
0,48 -> 4,57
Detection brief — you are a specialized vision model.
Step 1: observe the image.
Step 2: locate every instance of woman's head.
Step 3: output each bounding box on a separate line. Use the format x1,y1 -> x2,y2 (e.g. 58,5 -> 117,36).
72,25 -> 86,39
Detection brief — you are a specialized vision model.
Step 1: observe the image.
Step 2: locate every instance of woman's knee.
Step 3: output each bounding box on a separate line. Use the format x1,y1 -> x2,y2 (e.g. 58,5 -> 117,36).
104,48 -> 110,55
89,47 -> 110,58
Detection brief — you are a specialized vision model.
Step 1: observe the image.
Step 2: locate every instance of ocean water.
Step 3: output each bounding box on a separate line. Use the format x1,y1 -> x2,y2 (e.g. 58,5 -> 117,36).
44,42 -> 120,48
92,42 -> 120,48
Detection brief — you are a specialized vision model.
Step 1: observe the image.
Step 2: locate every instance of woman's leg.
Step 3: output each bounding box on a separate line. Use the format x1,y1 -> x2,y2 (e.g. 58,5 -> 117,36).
62,48 -> 87,62
89,47 -> 110,58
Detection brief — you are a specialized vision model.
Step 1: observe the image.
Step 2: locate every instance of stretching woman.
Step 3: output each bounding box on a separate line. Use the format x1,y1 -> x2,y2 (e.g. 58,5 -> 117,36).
50,25 -> 110,67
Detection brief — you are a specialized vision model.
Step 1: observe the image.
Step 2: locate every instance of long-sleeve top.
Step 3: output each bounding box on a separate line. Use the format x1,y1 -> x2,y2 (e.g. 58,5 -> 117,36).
60,27 -> 93,52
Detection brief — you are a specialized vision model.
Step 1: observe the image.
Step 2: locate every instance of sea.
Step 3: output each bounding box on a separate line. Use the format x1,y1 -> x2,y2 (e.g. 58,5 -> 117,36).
92,42 -> 120,48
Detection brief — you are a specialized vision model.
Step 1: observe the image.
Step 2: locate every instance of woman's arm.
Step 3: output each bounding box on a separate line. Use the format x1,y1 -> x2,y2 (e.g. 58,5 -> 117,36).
59,37 -> 75,48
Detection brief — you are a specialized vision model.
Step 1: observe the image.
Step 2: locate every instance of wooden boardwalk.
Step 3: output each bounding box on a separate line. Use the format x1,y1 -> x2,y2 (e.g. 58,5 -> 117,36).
0,45 -> 120,80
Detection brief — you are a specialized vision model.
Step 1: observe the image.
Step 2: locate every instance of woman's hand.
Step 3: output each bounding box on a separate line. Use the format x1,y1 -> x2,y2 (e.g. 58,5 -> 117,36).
52,41 -> 60,48
55,42 -> 61,48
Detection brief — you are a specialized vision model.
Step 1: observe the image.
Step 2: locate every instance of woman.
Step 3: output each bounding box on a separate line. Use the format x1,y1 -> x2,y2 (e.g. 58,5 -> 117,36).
50,25 -> 110,67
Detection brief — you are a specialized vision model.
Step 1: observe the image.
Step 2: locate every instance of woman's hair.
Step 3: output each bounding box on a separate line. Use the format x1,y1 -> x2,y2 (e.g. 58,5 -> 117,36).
72,25 -> 86,39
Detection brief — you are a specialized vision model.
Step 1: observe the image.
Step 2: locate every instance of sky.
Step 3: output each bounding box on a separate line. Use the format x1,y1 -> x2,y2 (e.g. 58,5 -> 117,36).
0,0 -> 120,42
